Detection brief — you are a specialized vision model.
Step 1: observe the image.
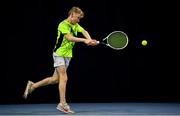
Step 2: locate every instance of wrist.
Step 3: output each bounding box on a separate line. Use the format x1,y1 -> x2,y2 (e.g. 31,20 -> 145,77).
80,38 -> 85,42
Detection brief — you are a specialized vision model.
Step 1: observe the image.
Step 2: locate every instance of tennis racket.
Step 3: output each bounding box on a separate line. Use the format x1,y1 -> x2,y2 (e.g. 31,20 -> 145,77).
97,31 -> 129,50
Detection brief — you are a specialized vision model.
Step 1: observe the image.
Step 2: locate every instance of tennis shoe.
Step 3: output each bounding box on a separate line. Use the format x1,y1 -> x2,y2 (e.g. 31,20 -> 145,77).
23,81 -> 34,99
56,103 -> 75,114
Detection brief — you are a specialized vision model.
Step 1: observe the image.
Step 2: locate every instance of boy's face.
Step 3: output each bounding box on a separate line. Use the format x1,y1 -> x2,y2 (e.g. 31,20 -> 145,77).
70,12 -> 82,24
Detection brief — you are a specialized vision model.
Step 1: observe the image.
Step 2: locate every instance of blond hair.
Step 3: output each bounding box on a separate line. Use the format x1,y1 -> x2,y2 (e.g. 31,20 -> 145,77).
68,6 -> 84,18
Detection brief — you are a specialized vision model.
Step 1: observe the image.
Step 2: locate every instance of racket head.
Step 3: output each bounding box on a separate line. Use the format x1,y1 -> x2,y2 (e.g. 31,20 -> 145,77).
106,31 -> 129,50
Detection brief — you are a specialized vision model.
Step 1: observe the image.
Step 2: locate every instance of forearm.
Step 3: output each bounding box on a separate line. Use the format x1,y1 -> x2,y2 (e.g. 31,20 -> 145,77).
64,33 -> 86,42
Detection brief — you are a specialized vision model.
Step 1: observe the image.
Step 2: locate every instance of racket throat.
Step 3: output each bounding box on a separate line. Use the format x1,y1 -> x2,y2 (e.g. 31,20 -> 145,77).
97,41 -> 106,45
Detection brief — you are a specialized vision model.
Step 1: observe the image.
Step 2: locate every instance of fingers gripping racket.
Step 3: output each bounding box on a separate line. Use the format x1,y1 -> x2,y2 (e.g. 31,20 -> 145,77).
97,31 -> 129,50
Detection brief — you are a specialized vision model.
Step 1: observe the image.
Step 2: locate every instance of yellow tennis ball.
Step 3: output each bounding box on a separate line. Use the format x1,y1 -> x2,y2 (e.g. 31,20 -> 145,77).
141,40 -> 147,46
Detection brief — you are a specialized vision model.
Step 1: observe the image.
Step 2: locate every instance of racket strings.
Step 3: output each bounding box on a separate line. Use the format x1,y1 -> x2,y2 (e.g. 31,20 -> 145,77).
107,32 -> 128,49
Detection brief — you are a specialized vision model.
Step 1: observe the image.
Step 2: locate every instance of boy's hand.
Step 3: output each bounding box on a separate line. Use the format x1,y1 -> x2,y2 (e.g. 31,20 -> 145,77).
88,39 -> 98,46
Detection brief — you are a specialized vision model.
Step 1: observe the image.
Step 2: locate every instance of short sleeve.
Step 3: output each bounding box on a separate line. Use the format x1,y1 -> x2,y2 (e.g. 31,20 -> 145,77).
76,23 -> 84,32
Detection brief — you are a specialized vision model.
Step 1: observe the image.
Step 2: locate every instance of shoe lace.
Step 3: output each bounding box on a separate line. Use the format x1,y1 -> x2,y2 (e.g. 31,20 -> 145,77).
63,103 -> 70,110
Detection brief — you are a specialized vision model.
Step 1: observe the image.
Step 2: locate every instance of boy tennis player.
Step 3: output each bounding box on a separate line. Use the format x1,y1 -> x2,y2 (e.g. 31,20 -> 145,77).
24,6 -> 97,114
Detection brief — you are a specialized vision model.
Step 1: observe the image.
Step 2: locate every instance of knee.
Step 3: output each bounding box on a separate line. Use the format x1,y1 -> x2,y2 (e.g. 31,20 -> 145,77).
57,67 -> 68,82
61,76 -> 68,83
49,77 -> 58,84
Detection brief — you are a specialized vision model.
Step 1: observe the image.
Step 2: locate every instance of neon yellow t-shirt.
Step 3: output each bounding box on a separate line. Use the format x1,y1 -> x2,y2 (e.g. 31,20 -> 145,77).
54,19 -> 84,57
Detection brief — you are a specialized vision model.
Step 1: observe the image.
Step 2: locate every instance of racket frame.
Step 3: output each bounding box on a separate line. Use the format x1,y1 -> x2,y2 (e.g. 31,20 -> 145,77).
98,31 -> 129,50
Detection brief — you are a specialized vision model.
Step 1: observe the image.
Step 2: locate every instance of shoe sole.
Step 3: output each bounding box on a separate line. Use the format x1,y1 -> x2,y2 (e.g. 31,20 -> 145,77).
56,107 -> 75,114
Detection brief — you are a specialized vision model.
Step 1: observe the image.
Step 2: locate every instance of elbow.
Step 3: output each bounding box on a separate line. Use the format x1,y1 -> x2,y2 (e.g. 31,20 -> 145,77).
64,34 -> 73,41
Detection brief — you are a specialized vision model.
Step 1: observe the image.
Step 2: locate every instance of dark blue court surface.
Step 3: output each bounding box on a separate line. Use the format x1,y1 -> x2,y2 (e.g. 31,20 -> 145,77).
0,103 -> 180,115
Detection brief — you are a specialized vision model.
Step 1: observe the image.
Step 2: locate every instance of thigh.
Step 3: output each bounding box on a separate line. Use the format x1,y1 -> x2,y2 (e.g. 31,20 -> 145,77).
51,69 -> 59,82
52,69 -> 58,77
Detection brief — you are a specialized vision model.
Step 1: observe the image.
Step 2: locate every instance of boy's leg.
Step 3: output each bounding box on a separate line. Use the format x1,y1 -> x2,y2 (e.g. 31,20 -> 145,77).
56,65 -> 74,113
56,66 -> 67,105
33,70 -> 59,89
23,70 -> 59,99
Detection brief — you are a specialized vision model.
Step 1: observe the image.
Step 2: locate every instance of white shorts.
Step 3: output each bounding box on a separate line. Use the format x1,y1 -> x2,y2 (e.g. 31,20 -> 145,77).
53,53 -> 71,68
